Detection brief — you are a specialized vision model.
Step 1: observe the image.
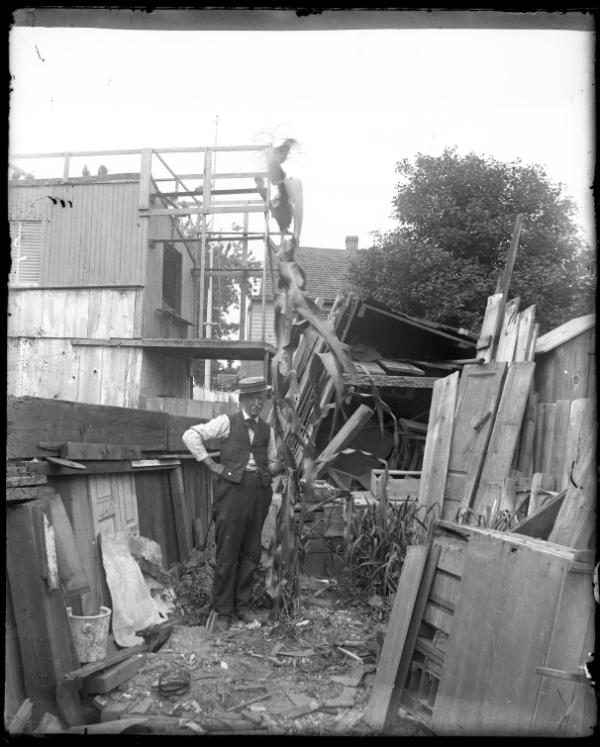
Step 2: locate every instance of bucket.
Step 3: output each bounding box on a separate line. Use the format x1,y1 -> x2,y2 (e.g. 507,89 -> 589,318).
66,606 -> 112,663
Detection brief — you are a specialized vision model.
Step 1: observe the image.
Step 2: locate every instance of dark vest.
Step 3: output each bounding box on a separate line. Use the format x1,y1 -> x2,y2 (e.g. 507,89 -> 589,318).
218,411 -> 272,487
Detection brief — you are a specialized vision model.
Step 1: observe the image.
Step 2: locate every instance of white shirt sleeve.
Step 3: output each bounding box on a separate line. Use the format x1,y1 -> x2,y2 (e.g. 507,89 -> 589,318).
182,414 -> 231,461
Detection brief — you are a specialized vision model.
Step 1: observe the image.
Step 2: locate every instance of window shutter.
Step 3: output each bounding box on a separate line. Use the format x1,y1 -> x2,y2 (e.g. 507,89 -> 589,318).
162,242 -> 182,315
10,221 -> 42,285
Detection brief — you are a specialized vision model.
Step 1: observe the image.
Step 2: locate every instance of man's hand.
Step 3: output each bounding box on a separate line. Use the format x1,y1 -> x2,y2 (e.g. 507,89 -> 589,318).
204,460 -> 224,476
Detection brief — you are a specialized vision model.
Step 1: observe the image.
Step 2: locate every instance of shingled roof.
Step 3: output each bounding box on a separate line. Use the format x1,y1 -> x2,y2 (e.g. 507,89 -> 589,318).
259,246 -> 350,301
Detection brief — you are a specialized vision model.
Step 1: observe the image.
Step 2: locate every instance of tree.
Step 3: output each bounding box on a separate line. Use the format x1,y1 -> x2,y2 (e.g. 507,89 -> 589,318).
348,148 -> 595,333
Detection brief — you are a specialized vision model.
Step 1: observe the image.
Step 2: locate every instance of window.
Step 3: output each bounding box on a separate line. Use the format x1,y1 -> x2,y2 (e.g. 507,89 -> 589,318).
162,242 -> 182,315
9,221 -> 42,285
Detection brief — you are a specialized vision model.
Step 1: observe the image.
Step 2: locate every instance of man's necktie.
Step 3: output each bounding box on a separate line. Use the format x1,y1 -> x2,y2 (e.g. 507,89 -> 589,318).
246,418 -> 257,432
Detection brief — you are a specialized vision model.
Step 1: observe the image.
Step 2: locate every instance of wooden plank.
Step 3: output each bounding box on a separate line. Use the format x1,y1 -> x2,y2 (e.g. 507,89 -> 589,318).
548,400 -> 596,549
63,643 -> 147,681
168,466 -> 193,560
135,470 -> 180,567
516,390 -> 537,475
533,402 -> 548,474
535,313 -> 595,355
476,294 -> 504,363
471,362 -> 536,515
527,323 -> 539,362
512,490 -> 566,540
57,477 -> 105,616
432,532 -> 568,735
49,493 -> 90,594
514,305 -> 536,362
419,372 -> 459,515
383,544 -> 442,728
6,485 -> 58,502
443,363 -> 507,519
364,544 -> 429,730
530,565 -> 596,735
495,214 -> 523,305
82,654 -> 146,695
7,499 -> 81,721
342,373 -> 437,388
60,442 -> 143,461
495,297 -> 521,362
540,403 -> 557,476
526,472 -> 556,517
550,400 -> 571,485
315,404 -> 374,476
7,396 -> 168,458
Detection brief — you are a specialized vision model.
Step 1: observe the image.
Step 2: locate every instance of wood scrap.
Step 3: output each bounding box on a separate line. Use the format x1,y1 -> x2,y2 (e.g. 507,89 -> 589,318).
8,699 -> 33,734
60,441 -> 143,461
364,544 -> 429,730
315,404 -> 374,476
495,297 -> 521,362
548,399 -> 596,549
471,362 -> 535,516
476,294 -> 504,362
418,371 -> 459,515
63,643 -> 148,681
512,490 -> 567,540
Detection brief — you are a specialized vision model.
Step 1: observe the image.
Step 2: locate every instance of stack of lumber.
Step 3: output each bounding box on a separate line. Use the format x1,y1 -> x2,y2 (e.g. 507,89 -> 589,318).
414,289 -> 538,524
364,520 -> 595,736
415,286 -> 595,548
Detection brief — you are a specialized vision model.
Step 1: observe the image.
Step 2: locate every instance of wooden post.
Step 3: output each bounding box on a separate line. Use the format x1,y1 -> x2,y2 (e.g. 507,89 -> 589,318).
198,149 -> 212,339
239,208 -> 249,340
495,214 -> 524,305
138,149 -> 152,211
62,153 -> 70,182
7,499 -> 82,723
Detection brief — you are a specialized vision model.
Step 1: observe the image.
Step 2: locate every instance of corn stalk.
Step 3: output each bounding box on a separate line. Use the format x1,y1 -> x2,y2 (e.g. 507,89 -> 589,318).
260,141 -> 357,616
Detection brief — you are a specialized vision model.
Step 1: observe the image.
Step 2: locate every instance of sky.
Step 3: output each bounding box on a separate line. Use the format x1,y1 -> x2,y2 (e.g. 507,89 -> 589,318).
8,18 -> 596,251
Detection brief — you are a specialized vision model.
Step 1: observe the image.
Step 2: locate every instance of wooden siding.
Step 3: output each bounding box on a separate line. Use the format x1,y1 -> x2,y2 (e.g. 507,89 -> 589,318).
143,215 -> 195,338
534,328 -> 596,404
8,338 -> 143,407
7,287 -> 142,338
8,180 -> 144,287
139,350 -> 191,404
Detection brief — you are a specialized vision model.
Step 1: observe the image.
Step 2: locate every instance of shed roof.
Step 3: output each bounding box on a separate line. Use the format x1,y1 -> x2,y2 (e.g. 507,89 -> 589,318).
535,313 -> 596,354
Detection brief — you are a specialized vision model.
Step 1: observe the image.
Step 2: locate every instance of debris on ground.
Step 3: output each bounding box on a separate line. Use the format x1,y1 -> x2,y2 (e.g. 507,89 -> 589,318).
86,575 -> 429,735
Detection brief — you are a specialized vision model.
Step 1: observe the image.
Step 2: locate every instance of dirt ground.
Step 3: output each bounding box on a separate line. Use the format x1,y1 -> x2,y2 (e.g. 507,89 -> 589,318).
91,575 -> 431,736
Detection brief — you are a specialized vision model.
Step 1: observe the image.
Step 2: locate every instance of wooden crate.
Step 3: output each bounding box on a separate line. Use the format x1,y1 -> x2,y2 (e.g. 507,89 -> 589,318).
370,470 -> 421,501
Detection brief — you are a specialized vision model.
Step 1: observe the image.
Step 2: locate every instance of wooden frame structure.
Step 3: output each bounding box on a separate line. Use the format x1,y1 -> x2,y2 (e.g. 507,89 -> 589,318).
9,144 -> 274,346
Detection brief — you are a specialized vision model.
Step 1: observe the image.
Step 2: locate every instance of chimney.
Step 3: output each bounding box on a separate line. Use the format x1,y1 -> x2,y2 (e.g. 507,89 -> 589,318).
345,235 -> 359,266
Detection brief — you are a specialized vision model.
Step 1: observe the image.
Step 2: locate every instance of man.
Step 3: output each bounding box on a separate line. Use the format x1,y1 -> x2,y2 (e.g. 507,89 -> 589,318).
182,376 -> 281,632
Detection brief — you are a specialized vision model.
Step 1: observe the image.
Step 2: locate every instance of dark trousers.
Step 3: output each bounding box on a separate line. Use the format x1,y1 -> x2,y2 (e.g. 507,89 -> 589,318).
212,471 -> 272,617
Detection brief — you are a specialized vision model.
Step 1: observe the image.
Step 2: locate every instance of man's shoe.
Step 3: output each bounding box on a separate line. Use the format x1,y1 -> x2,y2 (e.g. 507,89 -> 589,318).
213,614 -> 232,633
238,608 -> 267,624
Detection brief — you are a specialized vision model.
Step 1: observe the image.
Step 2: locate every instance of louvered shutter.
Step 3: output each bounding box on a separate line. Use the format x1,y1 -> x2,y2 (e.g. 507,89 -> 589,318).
10,221 -> 42,285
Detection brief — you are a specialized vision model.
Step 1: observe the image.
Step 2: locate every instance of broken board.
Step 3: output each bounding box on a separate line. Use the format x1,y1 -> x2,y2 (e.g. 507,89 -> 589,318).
364,544 -> 429,730
471,362 -> 535,516
418,371 -> 459,515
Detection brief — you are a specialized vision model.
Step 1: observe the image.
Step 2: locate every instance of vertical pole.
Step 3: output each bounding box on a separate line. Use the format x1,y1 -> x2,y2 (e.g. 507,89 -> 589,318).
204,137 -> 217,389
198,149 -> 211,340
261,179 -> 269,342
239,207 -> 249,341
62,153 -> 70,182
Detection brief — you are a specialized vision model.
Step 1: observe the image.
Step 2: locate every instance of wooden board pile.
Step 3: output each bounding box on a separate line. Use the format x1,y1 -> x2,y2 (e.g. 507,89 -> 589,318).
363,218 -> 596,735
364,520 -> 595,736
